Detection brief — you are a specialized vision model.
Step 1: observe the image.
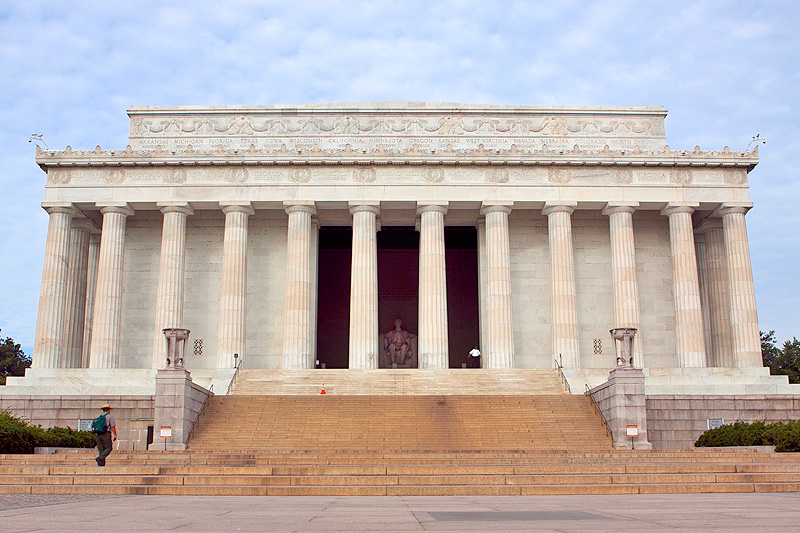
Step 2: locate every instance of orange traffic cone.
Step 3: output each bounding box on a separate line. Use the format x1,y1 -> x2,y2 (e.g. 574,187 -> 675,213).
320,384 -> 326,395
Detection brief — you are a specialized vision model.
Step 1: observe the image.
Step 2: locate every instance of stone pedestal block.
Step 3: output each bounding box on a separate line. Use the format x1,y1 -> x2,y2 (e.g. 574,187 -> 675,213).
589,367 -> 653,450
151,368 -> 212,451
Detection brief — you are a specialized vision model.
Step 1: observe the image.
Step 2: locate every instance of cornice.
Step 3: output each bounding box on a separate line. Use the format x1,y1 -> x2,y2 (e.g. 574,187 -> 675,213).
36,144 -> 759,171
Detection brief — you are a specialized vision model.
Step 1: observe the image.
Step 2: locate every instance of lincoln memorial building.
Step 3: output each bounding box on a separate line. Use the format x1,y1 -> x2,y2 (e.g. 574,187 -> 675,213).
4,103 -> 798,451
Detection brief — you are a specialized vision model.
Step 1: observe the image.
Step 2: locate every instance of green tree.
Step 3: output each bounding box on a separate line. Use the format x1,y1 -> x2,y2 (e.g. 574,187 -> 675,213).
0,330 -> 31,385
761,330 -> 800,384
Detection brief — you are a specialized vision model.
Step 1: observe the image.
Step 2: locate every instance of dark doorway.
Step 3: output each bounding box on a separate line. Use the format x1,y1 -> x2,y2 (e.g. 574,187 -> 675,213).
445,227 -> 480,368
316,227 -> 352,369
378,227 -> 419,366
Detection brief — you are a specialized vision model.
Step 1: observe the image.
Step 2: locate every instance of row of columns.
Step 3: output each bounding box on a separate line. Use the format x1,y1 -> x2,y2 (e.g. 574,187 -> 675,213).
32,199 -> 761,371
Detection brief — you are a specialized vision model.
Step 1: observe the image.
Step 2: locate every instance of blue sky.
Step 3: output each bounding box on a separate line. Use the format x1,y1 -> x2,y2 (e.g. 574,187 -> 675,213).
1,1 -> 798,353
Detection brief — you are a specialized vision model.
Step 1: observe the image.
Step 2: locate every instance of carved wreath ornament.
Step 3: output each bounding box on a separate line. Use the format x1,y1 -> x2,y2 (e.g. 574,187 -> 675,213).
423,168 -> 444,183
48,170 -> 72,184
548,168 -> 572,184
353,167 -> 376,183
225,168 -> 248,184
669,169 -> 693,186
104,169 -> 125,184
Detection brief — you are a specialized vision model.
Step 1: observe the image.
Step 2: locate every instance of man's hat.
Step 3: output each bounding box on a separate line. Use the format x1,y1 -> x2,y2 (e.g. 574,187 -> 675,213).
101,403 -> 112,410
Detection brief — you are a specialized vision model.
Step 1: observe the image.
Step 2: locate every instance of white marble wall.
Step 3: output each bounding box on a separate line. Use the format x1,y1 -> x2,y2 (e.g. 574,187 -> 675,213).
572,211 -> 614,368
245,210 -> 287,369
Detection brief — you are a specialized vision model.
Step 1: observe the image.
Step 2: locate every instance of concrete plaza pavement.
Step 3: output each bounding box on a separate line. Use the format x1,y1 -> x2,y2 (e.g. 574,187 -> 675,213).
1,493 -> 798,531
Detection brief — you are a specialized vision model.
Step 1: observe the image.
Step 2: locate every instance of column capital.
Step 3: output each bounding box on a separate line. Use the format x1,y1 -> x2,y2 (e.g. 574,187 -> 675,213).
97,203 -> 134,217
713,202 -> 753,217
542,201 -> 577,216
220,202 -> 255,216
157,202 -> 194,216
660,202 -> 699,217
602,202 -> 639,217
348,202 -> 380,215
695,217 -> 724,234
480,201 -> 513,216
70,218 -> 99,233
283,201 -> 317,216
417,202 -> 448,216
41,202 -> 78,216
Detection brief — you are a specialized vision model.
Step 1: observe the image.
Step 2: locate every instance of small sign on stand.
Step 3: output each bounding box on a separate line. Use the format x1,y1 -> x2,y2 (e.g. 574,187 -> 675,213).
160,426 -> 172,450
626,425 -> 639,450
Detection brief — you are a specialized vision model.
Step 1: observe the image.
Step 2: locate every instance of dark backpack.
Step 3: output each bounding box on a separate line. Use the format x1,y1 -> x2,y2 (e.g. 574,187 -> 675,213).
91,413 -> 108,434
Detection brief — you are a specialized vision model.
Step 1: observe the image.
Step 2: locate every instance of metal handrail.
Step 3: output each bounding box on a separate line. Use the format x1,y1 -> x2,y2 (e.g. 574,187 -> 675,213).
584,383 -> 612,437
553,357 -> 571,394
226,359 -> 243,396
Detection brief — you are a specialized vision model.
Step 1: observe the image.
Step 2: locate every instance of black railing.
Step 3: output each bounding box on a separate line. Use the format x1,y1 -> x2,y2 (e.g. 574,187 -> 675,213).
553,357 -> 571,394
584,383 -> 612,437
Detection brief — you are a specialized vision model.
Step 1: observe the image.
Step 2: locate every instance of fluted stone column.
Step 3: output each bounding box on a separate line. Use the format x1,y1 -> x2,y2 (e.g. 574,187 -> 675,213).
61,219 -> 94,368
480,203 -> 515,368
81,233 -> 101,368
282,201 -> 317,369
661,203 -> 706,367
603,203 -> 644,368
349,203 -> 380,369
310,218 -> 320,364
417,203 -> 449,369
718,204 -> 761,367
695,233 -> 714,363
543,202 -> 580,368
151,203 -> 193,368
476,219 -> 488,353
89,204 -> 134,369
217,203 -> 254,369
33,203 -> 77,368
697,218 -> 733,366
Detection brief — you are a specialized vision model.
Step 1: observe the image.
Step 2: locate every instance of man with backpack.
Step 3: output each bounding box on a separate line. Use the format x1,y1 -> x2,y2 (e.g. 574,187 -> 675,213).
92,403 -> 117,466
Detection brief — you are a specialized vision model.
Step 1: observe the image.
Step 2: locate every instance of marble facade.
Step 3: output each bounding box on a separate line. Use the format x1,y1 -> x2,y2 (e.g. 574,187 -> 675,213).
17,103 -> 773,393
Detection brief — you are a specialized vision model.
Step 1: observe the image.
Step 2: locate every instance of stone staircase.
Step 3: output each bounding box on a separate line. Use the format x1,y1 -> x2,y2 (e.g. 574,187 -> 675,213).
2,448 -> 799,495
3,369 -> 798,496
187,395 -> 609,452
229,368 -> 570,395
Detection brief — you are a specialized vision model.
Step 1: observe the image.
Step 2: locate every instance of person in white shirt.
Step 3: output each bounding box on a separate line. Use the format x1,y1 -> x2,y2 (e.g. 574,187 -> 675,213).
468,346 -> 481,368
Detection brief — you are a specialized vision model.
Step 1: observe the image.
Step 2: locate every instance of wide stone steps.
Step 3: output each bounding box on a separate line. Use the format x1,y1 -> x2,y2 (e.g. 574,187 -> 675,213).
187,395 -> 608,452
230,369 -> 569,395
2,450 -> 799,495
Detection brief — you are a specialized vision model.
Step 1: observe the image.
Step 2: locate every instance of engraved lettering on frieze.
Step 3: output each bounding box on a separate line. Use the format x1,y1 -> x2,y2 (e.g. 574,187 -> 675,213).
314,168 -> 349,182
191,169 -> 218,182
130,170 -> 162,183
423,168 -> 444,183
104,169 -> 126,184
450,169 -> 477,182
225,167 -> 249,184
48,170 -> 72,185
353,167 -> 376,183
165,168 -> 187,184
486,168 -> 509,183
612,169 -> 633,184
637,171 -> 666,182
290,168 -> 311,184
669,169 -> 693,186
723,169 -> 747,185
252,169 -> 283,181
382,169 -> 417,182
548,167 -> 572,184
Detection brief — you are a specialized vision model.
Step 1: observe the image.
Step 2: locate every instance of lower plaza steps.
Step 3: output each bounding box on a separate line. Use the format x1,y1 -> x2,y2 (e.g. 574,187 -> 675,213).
2,369 -> 799,495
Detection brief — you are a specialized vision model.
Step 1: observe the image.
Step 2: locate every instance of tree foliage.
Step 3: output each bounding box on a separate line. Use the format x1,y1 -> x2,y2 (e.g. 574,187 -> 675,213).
0,330 -> 31,385
761,330 -> 800,384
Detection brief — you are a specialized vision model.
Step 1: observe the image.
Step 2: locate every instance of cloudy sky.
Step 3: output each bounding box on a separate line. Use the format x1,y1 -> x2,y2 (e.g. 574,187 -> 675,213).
1,1 -> 798,353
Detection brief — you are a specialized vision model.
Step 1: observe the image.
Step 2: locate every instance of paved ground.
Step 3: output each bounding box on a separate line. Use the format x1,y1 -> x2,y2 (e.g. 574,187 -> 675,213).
1,493 -> 798,531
